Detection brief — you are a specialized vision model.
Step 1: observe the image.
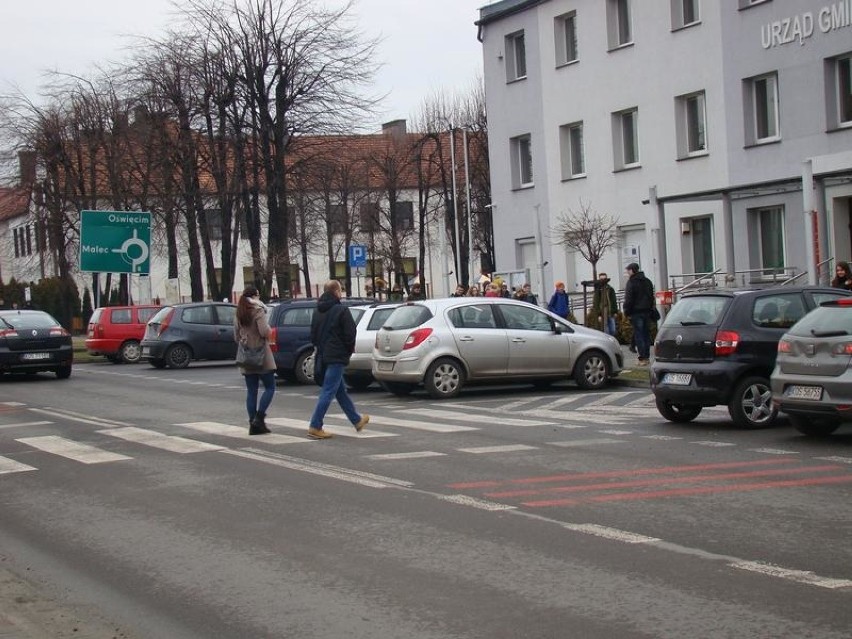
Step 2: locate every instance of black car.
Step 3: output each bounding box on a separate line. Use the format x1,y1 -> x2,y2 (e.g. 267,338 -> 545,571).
267,298 -> 371,384
650,286 -> 850,428
141,302 -> 237,369
0,310 -> 73,379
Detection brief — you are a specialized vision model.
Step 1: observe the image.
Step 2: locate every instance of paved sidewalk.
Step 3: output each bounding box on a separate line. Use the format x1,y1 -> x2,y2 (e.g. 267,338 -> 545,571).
614,344 -> 651,388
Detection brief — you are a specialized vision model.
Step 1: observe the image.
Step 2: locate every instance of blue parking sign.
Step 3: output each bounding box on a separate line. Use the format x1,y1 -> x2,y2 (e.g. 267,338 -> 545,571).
349,245 -> 367,268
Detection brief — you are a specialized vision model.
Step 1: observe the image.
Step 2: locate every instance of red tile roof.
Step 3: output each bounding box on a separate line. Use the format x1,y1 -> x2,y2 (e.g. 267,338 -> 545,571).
0,187 -> 29,222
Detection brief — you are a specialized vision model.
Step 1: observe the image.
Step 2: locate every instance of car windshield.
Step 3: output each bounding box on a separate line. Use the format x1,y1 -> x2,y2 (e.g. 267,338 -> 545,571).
787,306 -> 852,337
0,311 -> 60,329
149,306 -> 174,323
663,296 -> 728,326
383,304 -> 433,330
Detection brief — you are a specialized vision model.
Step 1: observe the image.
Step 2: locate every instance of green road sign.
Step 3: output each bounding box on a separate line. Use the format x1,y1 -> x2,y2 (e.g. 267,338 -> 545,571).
79,210 -> 151,274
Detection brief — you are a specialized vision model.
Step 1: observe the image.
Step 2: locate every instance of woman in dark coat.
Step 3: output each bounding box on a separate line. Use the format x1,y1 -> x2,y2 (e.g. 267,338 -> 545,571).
831,261 -> 852,290
234,285 -> 276,435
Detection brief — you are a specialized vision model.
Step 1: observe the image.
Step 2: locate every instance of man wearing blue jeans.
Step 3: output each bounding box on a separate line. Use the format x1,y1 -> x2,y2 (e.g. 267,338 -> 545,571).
308,280 -> 369,439
623,263 -> 655,366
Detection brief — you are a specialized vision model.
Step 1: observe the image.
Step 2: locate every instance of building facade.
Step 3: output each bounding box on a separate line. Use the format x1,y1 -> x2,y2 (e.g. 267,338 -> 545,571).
477,0 -> 852,296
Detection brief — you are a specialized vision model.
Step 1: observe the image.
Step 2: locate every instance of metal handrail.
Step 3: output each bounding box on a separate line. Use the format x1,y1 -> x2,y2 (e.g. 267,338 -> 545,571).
672,268 -> 724,295
780,257 -> 834,286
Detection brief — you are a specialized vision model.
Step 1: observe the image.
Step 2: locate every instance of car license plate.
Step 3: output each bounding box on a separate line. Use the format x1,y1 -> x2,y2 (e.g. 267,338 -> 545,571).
142,347 -> 150,356
785,385 -> 823,400
377,361 -> 394,371
662,373 -> 692,386
21,352 -> 51,361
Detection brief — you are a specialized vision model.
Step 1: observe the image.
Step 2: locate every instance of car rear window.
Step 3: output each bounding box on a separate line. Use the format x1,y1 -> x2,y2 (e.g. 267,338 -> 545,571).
787,306 -> 852,336
280,307 -> 314,327
384,304 -> 433,330
0,311 -> 61,329
89,308 -> 103,324
112,308 -> 132,324
367,308 -> 396,330
349,307 -> 366,325
149,307 -> 173,324
664,296 -> 729,326
138,307 -> 158,323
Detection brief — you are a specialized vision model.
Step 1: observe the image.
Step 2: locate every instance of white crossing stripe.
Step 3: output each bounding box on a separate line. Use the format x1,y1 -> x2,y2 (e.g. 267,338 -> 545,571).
548,438 -> 625,447
368,451 -> 447,460
579,392 -> 633,408
99,428 -> 225,454
0,421 -> 53,430
642,435 -> 684,441
407,408 -> 552,427
176,421 -> 310,444
16,436 -> 132,464
266,417 -> 396,439
519,409 -> 632,425
457,444 -> 537,454
547,394 -> 595,409
749,448 -> 799,455
598,429 -> 633,435
1,402 -> 26,407
730,561 -> 852,590
816,456 -> 852,464
364,414 -> 477,433
692,440 -> 736,447
0,456 -> 37,475
30,408 -> 131,428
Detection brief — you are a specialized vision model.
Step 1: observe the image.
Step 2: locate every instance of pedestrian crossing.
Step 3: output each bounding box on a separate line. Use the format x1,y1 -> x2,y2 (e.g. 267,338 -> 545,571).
0,392 -> 776,477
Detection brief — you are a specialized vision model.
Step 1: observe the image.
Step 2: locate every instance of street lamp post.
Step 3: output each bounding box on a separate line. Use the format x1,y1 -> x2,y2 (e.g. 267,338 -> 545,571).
463,128 -> 474,286
448,126 -> 462,286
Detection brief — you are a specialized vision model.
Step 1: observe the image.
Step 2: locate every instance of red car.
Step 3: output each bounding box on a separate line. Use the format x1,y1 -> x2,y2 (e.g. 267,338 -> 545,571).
85,305 -> 161,363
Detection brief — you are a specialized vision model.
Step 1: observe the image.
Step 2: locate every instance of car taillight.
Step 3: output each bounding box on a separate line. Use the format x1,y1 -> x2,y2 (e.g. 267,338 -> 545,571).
49,327 -> 70,337
268,327 -> 278,352
403,328 -> 433,350
0,329 -> 18,338
715,330 -> 739,356
157,309 -> 175,336
832,342 -> 852,356
777,339 -> 792,354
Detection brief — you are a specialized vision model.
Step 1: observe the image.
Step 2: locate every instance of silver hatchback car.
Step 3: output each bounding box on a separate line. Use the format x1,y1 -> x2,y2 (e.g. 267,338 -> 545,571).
372,297 -> 623,398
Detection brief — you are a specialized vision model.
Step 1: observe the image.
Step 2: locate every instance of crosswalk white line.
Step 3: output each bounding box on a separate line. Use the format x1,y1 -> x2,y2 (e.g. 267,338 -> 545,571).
368,451 -> 447,460
692,440 -> 736,447
0,456 -> 37,475
514,409 -> 632,425
16,436 -> 132,464
266,417 -> 396,439
457,444 -> 537,454
548,438 -> 625,447
1,402 -> 26,407
544,394 -> 593,409
98,428 -> 225,454
0,421 -> 53,430
364,415 -> 477,433
30,408 -> 131,428
580,392 -> 633,408
406,408 -> 552,427
176,421 -> 310,444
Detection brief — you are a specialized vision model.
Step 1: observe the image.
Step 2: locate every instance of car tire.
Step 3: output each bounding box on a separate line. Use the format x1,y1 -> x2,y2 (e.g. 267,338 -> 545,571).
573,350 -> 610,390
165,344 -> 192,369
55,365 -> 72,380
382,381 -> 416,396
120,340 -> 142,364
728,375 -> 777,429
789,413 -> 840,436
424,358 -> 464,399
655,398 -> 702,423
294,350 -> 315,385
149,359 -> 167,369
345,375 -> 373,391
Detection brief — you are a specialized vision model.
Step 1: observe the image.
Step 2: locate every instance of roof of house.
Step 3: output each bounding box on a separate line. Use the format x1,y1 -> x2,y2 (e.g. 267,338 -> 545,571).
0,187 -> 29,222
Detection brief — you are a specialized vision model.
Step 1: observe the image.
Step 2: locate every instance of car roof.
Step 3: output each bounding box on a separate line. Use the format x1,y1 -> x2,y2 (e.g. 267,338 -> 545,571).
680,285 -> 849,299
166,301 -> 236,308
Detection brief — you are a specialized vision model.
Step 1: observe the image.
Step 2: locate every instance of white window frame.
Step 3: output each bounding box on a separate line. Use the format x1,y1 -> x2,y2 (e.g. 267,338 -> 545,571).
505,31 -> 527,82
510,134 -> 534,189
675,91 -> 708,158
607,0 -> 633,49
748,72 -> 780,143
671,0 -> 700,30
559,121 -> 585,179
554,11 -> 578,67
612,108 -> 639,170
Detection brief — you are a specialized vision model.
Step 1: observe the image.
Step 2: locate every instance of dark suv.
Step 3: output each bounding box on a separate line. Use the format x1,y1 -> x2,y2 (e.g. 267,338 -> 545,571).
267,298 -> 370,383
650,286 -> 850,428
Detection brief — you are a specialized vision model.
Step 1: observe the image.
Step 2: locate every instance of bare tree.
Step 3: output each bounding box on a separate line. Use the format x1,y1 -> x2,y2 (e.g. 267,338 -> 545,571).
552,199 -> 620,279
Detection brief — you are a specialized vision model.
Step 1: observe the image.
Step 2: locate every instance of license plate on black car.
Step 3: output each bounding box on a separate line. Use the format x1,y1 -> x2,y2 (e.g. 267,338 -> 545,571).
662,373 -> 692,386
785,385 -> 822,400
21,352 -> 50,361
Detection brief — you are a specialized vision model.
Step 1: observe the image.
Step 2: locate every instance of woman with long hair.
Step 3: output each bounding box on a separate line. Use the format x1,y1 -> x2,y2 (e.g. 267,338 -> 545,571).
831,261 -> 852,290
234,285 -> 275,435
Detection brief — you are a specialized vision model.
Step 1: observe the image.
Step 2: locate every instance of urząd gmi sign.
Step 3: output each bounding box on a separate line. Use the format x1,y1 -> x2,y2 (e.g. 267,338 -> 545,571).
761,1 -> 851,49
79,210 -> 151,274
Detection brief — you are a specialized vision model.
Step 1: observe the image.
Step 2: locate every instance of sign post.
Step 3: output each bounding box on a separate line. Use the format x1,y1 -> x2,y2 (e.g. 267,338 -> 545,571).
80,211 -> 152,275
349,244 -> 367,296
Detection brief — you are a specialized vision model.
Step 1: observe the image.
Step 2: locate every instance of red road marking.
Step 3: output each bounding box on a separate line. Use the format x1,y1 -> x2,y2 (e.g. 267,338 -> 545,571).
485,464 -> 844,499
448,458 -> 799,490
522,474 -> 852,507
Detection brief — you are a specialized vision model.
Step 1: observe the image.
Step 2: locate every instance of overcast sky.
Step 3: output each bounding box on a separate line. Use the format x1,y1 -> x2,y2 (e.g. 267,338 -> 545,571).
0,0 -> 489,131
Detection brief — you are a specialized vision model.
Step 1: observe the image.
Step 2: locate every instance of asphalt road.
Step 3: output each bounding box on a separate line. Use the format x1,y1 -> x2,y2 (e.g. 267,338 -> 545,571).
1,361 -> 850,638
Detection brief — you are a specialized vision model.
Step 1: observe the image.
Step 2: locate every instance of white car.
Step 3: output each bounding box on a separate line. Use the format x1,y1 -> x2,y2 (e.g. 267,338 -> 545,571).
372,297 -> 623,398
344,302 -> 400,389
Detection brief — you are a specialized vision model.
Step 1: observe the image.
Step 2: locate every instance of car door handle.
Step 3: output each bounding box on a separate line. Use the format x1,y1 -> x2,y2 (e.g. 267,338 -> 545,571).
511,338 -> 526,343
459,336 -> 475,341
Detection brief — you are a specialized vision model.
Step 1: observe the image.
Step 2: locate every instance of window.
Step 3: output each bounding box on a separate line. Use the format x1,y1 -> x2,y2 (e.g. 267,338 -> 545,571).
215,305 -> 236,326
675,91 -> 707,157
181,305 -> 214,324
690,217 -> 714,274
111,309 -> 132,324
559,121 -> 585,179
756,206 -> 785,277
279,307 -> 314,327
744,72 -> 779,144
510,134 -> 534,188
505,31 -> 527,82
827,53 -> 852,130
449,304 -> 497,329
612,108 -> 639,169
555,12 -> 578,66
672,0 -> 699,29
392,201 -> 414,231
138,308 -> 158,323
499,304 -> 553,331
205,209 -> 222,241
607,0 -> 633,49
13,225 -> 33,258
329,204 -> 348,235
752,294 -> 804,329
360,202 -> 380,233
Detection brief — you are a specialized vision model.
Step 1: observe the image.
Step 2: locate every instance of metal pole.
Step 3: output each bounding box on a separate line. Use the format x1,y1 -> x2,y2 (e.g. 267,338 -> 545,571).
449,127 -> 462,285
463,128 -> 474,286
533,204 -> 545,297
802,159 -> 817,285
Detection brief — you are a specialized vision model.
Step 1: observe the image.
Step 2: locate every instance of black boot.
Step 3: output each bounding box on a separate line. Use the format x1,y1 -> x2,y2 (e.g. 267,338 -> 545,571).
249,411 -> 270,435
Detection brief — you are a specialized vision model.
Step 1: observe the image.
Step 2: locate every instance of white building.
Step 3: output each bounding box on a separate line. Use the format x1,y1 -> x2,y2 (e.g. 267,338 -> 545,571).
477,0 -> 852,296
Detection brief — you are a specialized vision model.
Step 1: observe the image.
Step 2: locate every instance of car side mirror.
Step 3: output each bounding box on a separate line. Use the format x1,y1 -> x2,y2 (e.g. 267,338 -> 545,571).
552,323 -> 563,334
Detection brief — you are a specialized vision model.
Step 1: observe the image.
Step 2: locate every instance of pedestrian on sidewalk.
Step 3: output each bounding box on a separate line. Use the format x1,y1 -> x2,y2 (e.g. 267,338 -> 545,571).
547,281 -> 571,320
592,273 -> 618,336
234,285 -> 275,435
307,280 -> 369,440
623,263 -> 655,366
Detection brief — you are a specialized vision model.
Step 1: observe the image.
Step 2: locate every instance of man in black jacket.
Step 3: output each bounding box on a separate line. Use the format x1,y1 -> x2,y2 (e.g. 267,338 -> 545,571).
308,280 -> 369,439
622,263 -> 655,366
